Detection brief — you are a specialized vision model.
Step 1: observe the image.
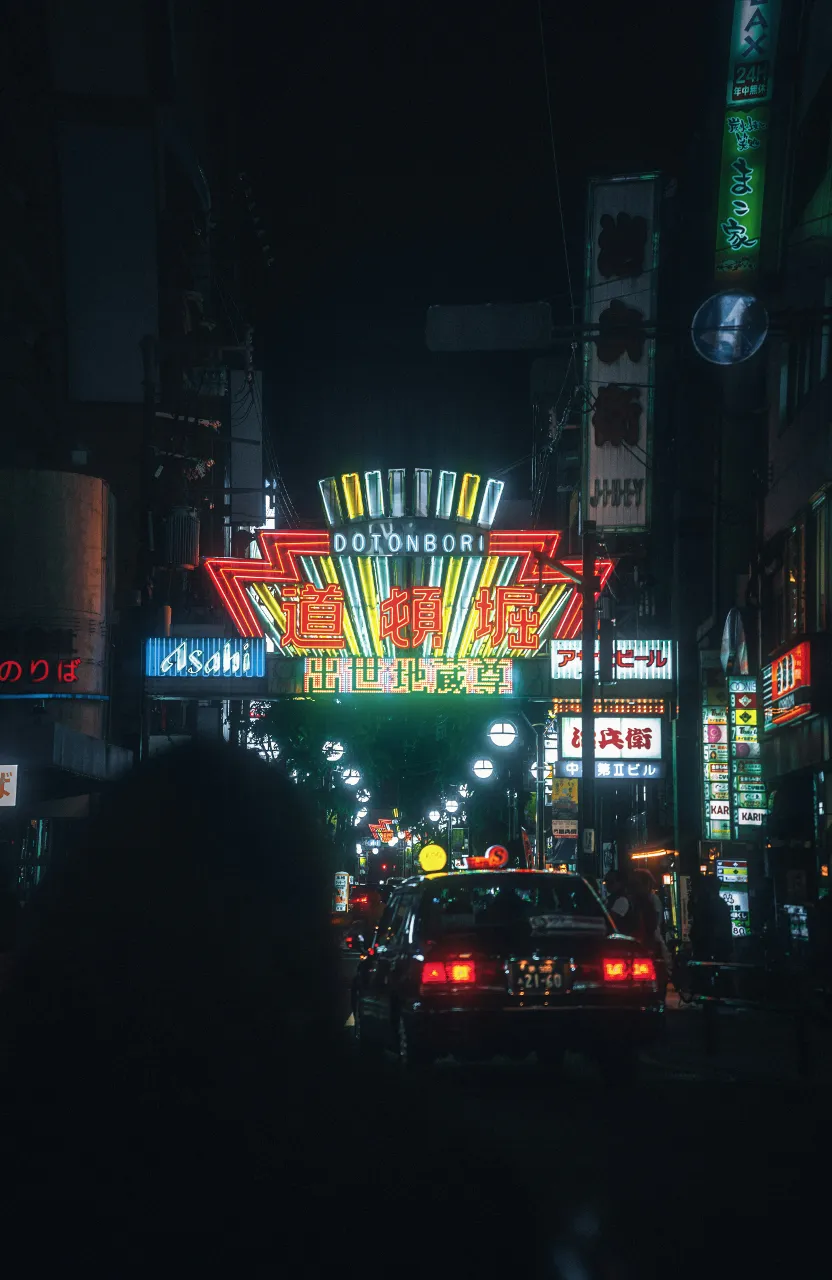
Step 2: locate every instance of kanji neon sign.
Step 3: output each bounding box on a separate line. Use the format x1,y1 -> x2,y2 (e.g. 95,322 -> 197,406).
203,468 -> 613,659
559,716 -> 663,759
304,655 -> 514,696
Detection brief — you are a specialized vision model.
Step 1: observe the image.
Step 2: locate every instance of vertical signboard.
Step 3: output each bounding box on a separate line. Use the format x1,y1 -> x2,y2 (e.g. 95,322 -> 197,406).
702,677 -> 730,840
714,1 -> 780,285
583,174 -> 659,532
729,676 -> 766,834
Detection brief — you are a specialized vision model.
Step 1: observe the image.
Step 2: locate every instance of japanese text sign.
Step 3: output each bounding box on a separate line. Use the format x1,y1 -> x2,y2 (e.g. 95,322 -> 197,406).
304,655 -> 514,696
551,639 -> 672,681
729,676 -> 765,833
762,641 -> 812,730
555,761 -> 665,780
583,175 -> 659,533
0,764 -> 19,807
715,1 -> 780,283
559,716 -> 662,760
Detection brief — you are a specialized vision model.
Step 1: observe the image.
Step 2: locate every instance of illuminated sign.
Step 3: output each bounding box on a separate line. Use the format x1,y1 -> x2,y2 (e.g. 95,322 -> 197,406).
418,844 -> 448,872
583,174 -> 659,533
702,679 -> 730,839
368,819 -> 397,844
0,764 -> 19,808
333,871 -> 349,913
0,657 -> 83,687
550,698 -> 666,715
555,761 -> 665,779
762,641 -> 812,730
551,639 -> 672,680
714,1 -> 780,284
304,655 -> 513,696
144,637 -> 266,679
729,676 -> 765,833
560,716 -> 662,759
203,468 -> 613,658
466,845 -> 509,870
720,888 -> 750,937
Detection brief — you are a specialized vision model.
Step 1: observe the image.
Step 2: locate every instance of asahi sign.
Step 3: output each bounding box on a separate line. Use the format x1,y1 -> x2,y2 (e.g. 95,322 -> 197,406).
583,173 -> 659,532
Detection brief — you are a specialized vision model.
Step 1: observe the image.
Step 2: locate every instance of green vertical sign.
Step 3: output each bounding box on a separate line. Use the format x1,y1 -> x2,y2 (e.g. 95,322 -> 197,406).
714,1 -> 780,285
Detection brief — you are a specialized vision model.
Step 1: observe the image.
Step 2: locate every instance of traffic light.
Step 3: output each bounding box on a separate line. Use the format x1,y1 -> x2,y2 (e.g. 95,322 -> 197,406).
381,863 -> 388,871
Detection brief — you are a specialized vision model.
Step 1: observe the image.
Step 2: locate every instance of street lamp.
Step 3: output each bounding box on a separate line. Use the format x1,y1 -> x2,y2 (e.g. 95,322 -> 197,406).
428,809 -> 441,822
472,757 -> 495,780
488,720 -> 518,748
356,788 -> 371,802
323,740 -> 345,762
445,799 -> 459,814
341,767 -> 361,786
356,807 -> 368,819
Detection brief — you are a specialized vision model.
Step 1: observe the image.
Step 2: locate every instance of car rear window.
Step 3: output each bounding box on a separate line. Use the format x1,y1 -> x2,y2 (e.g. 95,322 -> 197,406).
423,875 -> 608,934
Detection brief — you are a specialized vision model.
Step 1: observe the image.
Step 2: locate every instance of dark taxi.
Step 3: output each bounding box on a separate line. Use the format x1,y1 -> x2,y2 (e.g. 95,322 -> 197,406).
352,870 -> 663,1074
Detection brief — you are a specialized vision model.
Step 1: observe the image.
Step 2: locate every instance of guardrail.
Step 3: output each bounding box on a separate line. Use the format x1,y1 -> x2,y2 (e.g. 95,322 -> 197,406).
673,959 -> 814,1077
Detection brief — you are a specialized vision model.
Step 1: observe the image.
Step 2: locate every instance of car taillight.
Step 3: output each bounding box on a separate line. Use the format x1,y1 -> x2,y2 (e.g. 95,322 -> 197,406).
421,960 -> 477,985
603,957 -> 656,983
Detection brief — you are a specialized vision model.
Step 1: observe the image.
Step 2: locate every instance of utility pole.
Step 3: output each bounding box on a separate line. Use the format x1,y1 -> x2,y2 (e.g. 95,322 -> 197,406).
535,722 -> 547,870
580,518 -> 597,879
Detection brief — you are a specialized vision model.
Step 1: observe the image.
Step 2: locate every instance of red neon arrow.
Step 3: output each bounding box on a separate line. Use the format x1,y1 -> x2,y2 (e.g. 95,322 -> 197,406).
204,530 -> 331,636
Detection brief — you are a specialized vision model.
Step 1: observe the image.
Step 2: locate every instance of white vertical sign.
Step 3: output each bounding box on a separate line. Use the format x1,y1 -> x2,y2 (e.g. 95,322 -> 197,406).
584,174 -> 659,532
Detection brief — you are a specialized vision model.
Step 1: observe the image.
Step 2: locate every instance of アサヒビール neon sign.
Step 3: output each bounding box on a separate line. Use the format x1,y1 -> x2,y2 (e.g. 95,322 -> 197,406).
203,468 -> 613,660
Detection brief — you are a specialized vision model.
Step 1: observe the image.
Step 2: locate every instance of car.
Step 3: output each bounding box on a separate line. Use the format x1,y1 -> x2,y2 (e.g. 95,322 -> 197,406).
352,869 -> 664,1078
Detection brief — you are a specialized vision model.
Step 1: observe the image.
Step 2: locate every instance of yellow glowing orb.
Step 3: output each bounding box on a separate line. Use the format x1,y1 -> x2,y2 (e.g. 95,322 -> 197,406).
418,843 -> 448,873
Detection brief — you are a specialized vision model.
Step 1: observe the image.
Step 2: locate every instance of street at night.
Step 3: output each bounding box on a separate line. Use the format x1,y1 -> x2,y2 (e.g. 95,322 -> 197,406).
3,0 -> 832,1273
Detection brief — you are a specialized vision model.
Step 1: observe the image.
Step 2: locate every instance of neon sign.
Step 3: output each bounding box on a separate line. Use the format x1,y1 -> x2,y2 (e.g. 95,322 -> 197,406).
203,468 -> 613,659
762,641 -> 812,730
729,676 -> 766,832
714,1 -> 780,283
0,657 -> 82,685
303,655 -> 514,696
555,761 -> 665,779
551,639 -> 672,680
144,638 -> 266,679
559,716 -> 662,760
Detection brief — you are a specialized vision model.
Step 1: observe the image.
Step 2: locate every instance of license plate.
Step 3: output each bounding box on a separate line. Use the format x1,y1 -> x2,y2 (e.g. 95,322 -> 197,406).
509,960 -> 568,994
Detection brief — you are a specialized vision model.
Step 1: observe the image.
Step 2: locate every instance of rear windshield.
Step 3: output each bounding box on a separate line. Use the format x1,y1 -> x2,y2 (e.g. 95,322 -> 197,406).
423,875 -> 608,934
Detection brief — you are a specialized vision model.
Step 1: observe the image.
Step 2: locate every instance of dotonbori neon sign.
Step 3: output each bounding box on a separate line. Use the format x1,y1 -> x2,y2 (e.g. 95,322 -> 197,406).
204,469 -> 613,660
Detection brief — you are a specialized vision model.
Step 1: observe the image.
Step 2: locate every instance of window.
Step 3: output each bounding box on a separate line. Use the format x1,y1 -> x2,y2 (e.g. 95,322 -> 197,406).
813,497 -> 829,632
784,524 -> 806,637
820,278 -> 832,384
423,875 -> 607,936
376,895 -> 410,951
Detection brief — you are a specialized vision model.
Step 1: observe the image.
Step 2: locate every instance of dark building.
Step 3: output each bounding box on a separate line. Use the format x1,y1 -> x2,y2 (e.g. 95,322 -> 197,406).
1,1 -> 266,896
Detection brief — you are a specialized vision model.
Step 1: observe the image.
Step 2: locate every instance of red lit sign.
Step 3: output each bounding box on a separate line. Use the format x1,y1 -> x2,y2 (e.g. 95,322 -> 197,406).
466,844 -> 509,870
0,657 -> 82,686
762,641 -> 812,730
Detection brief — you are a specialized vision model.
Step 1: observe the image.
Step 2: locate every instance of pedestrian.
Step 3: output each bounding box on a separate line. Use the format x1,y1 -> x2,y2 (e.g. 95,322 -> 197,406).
604,870 -> 632,932
0,743 -> 542,1276
691,877 -> 734,961
629,867 -> 671,1001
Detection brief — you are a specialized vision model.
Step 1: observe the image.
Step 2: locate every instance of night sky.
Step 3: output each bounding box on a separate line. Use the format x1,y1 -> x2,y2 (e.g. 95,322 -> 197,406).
228,0 -> 720,520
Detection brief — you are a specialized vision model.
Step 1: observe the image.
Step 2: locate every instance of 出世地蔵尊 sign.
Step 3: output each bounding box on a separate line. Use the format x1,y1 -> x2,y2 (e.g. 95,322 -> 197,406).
303,655 -> 514,696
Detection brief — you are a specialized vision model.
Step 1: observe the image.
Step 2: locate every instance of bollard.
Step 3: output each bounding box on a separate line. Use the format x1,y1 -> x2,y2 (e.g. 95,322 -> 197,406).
703,999 -> 719,1055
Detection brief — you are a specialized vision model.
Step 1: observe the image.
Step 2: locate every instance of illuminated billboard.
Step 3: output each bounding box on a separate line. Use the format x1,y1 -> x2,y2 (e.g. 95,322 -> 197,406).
145,637 -> 266,679
714,1 -> 780,284
729,676 -> 766,832
551,639 -> 672,680
762,641 -> 812,730
204,468 -> 613,659
559,716 -> 662,760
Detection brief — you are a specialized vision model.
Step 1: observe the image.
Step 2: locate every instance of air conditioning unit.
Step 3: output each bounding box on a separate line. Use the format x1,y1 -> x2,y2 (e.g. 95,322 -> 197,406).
163,506 -> 200,569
